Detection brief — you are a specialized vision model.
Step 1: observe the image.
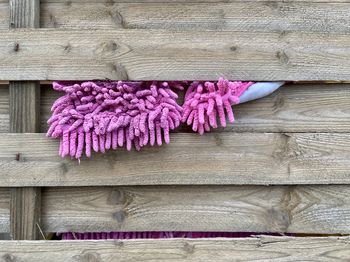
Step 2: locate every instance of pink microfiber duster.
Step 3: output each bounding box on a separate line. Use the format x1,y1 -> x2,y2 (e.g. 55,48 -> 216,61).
181,78 -> 254,134
47,81 -> 184,159
48,79 -> 284,158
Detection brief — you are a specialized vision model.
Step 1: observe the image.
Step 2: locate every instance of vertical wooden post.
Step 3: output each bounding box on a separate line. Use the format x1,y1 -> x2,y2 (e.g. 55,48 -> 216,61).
9,0 -> 42,240
9,0 -> 40,28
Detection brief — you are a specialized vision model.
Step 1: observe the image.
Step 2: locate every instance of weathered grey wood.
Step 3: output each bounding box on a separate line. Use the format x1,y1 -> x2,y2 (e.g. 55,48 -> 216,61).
0,132 -> 348,186
0,3 -> 8,29
0,87 -> 9,133
9,82 -> 40,133
0,189 -> 10,233
2,185 -> 350,234
1,30 -> 350,80
0,236 -> 350,261
40,0 -> 350,3
9,0 -> 39,28
3,1 -> 350,31
42,2 -> 350,32
10,188 -> 41,240
9,0 -> 41,241
0,234 -> 10,240
41,186 -> 350,234
41,83 -> 350,133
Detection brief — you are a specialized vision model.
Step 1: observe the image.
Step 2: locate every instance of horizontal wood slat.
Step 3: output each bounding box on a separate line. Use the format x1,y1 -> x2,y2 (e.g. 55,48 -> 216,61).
1,29 -> 350,80
0,237 -> 350,261
41,186 -> 350,234
0,132 -> 349,186
40,0 -> 350,3
2,185 -> 350,234
40,83 -> 350,133
41,2 -> 350,32
4,2 -> 350,31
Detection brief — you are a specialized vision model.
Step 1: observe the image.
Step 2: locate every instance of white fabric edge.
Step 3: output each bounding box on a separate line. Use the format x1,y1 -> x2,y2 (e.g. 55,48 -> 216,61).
238,82 -> 285,104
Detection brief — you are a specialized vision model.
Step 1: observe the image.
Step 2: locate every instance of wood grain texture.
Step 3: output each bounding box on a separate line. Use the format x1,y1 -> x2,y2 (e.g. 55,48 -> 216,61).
9,0 -> 39,28
1,29 -> 350,80
9,82 -> 40,133
0,87 -> 9,133
41,2 -> 350,32
41,0 -> 350,3
3,185 -> 350,234
41,185 -> 350,234
9,0 -> 42,241
10,188 -> 41,240
0,3 -> 9,29
0,189 -> 10,234
8,81 -> 41,238
0,132 -> 349,186
41,83 -> 350,133
0,237 -> 350,261
0,185 -> 349,234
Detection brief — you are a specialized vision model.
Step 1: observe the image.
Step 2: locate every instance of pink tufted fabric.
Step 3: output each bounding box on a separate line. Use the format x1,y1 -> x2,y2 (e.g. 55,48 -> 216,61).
182,78 -> 254,134
47,78 -> 255,158
47,81 -> 184,159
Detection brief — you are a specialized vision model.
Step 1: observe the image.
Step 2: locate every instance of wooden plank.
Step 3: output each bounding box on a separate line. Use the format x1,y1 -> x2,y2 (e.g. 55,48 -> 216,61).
0,189 -> 10,234
41,186 -> 350,234
9,0 -> 39,28
2,185 -> 350,234
9,0 -> 41,241
0,3 -> 9,29
0,237 -> 350,261
0,132 -> 349,186
1,29 -> 350,81
41,0 -> 350,3
41,2 -> 350,32
10,188 -> 41,240
41,83 -> 350,133
9,82 -> 40,133
0,86 -> 9,133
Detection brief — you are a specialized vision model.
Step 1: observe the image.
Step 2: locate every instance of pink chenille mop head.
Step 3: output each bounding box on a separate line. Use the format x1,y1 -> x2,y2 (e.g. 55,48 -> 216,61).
181,78 -> 254,134
47,81 -> 184,159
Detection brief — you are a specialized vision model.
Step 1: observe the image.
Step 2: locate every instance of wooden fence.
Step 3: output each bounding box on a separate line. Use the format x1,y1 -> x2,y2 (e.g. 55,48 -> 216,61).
0,0 -> 350,261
